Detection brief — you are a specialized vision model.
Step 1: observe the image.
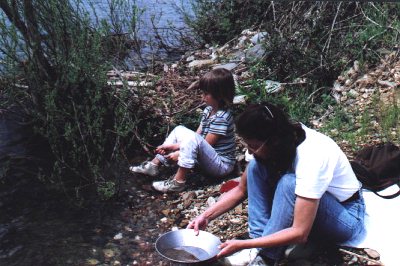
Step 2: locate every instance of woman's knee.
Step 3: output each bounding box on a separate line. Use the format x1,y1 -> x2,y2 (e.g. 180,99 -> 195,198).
276,173 -> 296,193
247,159 -> 267,177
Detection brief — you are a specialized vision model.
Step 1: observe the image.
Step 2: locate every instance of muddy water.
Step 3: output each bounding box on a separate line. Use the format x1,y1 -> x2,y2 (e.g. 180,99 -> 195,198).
0,113 -> 172,265
0,179 -> 178,265
0,2 -> 197,264
162,246 -> 209,262
0,109 -> 230,265
0,168 -> 220,265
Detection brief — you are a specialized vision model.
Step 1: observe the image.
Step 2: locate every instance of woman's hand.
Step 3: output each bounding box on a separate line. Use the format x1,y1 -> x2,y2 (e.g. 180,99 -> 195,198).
186,215 -> 209,235
217,239 -> 245,258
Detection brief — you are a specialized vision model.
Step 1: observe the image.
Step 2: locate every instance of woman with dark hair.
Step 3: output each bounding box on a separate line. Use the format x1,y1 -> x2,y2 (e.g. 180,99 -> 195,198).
188,103 -> 365,265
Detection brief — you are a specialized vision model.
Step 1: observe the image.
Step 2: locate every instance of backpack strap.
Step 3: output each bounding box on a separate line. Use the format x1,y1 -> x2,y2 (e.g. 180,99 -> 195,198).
351,160 -> 400,199
373,184 -> 400,199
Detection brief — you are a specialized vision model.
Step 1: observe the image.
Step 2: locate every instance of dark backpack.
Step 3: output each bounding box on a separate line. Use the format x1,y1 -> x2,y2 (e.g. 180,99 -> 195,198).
350,142 -> 400,199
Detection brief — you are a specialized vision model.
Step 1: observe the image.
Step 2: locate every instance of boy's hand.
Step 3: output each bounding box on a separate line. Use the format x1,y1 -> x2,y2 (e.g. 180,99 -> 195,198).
165,151 -> 179,162
155,143 -> 179,154
155,144 -> 169,155
155,147 -> 166,155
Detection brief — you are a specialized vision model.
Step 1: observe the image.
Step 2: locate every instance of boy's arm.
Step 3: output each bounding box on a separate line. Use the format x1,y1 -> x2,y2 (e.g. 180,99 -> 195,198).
196,124 -> 202,135
197,122 -> 220,146
204,133 -> 221,146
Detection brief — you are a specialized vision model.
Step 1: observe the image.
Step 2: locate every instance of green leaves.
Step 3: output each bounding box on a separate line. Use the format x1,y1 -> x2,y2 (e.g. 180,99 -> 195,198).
0,0 -> 146,204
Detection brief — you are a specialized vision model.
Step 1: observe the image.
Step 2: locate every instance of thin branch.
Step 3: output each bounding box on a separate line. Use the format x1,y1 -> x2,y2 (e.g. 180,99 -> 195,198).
272,1 -> 276,23
72,101 -> 94,170
22,0 -> 55,80
338,248 -> 383,265
167,102 -> 206,117
359,5 -> 383,28
323,2 -> 342,53
0,0 -> 30,42
361,29 -> 388,51
360,13 -> 400,35
0,43 -> 21,63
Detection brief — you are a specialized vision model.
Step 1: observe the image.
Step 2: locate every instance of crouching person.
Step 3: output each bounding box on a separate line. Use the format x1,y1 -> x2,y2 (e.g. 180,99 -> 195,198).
188,103 -> 365,265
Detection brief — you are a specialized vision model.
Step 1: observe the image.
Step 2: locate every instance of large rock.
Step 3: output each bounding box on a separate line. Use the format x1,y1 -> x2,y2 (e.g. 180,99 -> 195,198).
213,63 -> 238,71
228,50 -> 246,62
233,95 -> 247,105
245,44 -> 267,63
250,32 -> 269,44
188,59 -> 215,69
264,80 -> 283,93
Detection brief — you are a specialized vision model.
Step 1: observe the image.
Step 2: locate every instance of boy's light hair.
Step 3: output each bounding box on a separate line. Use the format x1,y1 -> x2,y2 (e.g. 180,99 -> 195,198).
199,68 -> 235,109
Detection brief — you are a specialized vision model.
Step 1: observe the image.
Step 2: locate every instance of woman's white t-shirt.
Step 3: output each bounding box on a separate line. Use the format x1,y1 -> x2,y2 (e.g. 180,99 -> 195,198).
294,125 -> 361,202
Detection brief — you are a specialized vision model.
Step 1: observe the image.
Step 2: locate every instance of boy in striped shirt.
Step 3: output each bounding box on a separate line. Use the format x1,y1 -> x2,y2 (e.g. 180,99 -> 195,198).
130,68 -> 236,193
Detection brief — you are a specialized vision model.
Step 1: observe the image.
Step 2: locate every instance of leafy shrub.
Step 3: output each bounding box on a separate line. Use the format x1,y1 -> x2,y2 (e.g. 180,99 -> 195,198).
0,0 -> 158,204
182,0 -> 267,44
185,1 -> 400,87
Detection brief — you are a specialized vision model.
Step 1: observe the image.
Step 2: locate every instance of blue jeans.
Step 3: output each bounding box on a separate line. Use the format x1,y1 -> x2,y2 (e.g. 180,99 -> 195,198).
247,159 -> 365,260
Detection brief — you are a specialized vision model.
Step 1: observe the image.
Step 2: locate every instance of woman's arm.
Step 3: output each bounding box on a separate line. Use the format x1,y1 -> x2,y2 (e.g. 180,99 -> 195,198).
217,196 -> 319,257
187,170 -> 248,234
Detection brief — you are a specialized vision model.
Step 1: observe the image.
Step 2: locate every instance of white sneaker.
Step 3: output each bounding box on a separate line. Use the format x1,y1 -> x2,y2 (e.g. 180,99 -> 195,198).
220,248 -> 258,266
248,254 -> 277,266
152,178 -> 185,193
129,161 -> 159,177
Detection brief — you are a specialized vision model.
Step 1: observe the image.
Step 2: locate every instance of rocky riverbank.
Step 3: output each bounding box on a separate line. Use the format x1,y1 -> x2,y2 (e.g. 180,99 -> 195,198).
1,29 -> 397,266
102,30 -> 399,265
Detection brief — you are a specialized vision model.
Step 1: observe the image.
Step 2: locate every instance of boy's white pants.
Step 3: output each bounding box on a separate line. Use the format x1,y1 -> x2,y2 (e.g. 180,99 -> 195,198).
160,125 -> 234,177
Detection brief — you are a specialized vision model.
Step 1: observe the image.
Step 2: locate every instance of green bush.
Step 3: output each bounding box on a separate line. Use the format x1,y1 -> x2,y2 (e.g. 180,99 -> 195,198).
185,2 -> 399,87
183,0 -> 267,44
0,0 -> 154,204
236,80 -> 321,124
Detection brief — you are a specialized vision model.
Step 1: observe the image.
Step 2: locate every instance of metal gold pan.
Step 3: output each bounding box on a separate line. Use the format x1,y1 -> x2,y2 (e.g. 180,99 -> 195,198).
155,229 -> 221,264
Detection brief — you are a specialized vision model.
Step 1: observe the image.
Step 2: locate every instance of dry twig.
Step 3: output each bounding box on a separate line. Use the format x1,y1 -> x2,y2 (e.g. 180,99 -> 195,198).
339,248 -> 384,266
323,2 -> 342,52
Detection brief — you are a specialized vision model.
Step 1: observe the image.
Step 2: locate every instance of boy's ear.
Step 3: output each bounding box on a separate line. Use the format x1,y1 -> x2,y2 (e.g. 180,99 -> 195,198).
188,80 -> 200,90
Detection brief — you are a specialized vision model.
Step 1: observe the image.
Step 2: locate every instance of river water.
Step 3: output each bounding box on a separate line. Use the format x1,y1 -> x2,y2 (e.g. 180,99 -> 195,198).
0,0 -> 193,70
87,0 -> 194,69
0,1 -> 194,265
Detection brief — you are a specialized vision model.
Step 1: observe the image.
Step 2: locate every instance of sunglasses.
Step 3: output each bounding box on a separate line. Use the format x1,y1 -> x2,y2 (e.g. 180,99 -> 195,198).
247,139 -> 269,155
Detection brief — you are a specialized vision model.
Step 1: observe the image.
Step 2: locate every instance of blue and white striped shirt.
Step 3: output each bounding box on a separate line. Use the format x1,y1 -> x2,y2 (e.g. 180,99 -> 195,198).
200,106 -> 236,165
